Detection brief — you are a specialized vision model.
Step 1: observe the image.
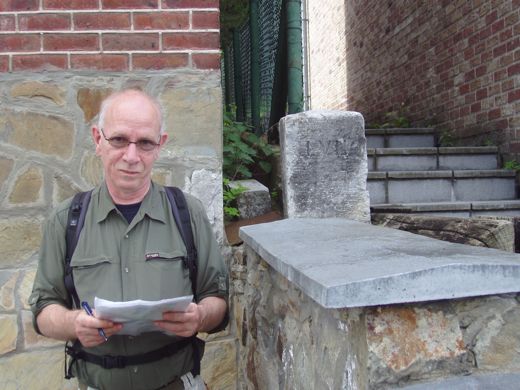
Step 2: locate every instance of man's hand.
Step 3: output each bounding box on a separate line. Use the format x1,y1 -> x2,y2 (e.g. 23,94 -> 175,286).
74,310 -> 122,347
154,297 -> 226,336
154,302 -> 204,337
36,304 -> 122,346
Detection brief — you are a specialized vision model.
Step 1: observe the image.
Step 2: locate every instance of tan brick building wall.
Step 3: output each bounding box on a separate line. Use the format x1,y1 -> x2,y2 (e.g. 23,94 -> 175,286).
306,0 -> 348,110
0,1 -> 236,389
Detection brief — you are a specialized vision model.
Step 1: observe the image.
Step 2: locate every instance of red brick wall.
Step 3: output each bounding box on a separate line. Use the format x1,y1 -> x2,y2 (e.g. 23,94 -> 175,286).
0,0 -> 220,72
345,0 -> 519,157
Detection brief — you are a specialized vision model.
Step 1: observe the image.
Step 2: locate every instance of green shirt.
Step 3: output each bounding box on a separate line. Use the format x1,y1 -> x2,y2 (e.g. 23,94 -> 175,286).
29,182 -> 228,390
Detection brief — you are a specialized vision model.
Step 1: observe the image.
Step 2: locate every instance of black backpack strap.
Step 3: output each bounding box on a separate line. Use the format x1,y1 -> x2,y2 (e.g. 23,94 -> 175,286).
164,186 -> 202,375
64,190 -> 92,309
164,186 -> 198,300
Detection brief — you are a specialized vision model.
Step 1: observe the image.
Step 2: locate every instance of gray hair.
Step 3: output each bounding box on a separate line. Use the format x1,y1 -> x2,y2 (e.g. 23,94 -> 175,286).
97,89 -> 165,134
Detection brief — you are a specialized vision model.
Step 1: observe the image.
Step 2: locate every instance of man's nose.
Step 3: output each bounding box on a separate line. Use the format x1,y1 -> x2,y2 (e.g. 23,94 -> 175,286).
123,143 -> 140,162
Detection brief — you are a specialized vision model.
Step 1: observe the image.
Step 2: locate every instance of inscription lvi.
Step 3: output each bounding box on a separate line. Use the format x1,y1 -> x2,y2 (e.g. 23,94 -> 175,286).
304,139 -> 349,158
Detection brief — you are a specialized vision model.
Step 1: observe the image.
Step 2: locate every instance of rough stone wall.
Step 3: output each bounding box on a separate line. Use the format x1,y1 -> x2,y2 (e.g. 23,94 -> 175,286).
306,0 -> 348,110
306,0 -> 520,159
235,245 -> 520,389
0,2 -> 237,389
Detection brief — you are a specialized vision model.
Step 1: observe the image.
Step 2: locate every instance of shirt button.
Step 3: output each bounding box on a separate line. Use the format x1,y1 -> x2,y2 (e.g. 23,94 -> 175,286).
133,366 -> 138,373
125,235 -> 129,239
125,267 -> 129,273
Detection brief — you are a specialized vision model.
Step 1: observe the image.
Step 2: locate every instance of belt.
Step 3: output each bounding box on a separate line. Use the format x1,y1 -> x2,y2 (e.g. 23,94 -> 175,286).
66,337 -> 192,369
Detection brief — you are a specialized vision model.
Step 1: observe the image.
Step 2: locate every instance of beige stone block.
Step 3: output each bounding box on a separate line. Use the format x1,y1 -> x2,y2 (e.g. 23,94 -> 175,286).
161,86 -> 222,157
0,218 -> 42,267
53,175 -> 81,204
474,304 -> 520,371
19,269 -> 36,310
367,306 -> 465,373
22,310 -> 61,349
77,87 -> 113,123
80,152 -> 103,187
0,271 -> 18,311
10,81 -> 66,106
7,112 -> 74,160
0,314 -> 17,355
9,166 -> 43,204
0,349 -> 78,390
151,169 -> 170,186
201,338 -> 237,390
0,157 -> 14,189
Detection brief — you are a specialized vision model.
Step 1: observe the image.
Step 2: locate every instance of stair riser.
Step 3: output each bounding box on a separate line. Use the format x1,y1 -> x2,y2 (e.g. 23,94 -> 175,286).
368,177 -> 517,204
367,134 -> 435,148
368,154 -> 498,171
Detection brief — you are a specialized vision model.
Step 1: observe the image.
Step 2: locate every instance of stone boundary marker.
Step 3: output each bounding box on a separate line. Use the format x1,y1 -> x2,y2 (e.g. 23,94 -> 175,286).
279,110 -> 370,222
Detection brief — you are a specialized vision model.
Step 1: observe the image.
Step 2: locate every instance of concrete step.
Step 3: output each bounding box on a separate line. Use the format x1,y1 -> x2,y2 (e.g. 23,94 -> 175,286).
370,200 -> 520,217
366,127 -> 436,148
368,169 -> 517,204
368,146 -> 499,171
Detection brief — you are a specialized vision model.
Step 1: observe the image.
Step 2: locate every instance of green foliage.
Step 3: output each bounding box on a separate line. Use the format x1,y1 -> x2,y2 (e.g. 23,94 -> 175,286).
483,139 -> 496,147
504,160 -> 520,171
438,129 -> 455,147
223,178 -> 246,221
223,110 -> 273,181
220,0 -> 249,46
222,109 -> 274,221
367,104 -> 411,129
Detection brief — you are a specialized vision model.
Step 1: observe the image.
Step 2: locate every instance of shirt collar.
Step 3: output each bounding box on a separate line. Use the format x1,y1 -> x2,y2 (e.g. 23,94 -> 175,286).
93,181 -> 168,224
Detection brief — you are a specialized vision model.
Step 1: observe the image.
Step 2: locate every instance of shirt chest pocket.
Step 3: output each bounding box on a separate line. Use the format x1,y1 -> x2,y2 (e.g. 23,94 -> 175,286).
137,250 -> 192,299
70,256 -> 117,302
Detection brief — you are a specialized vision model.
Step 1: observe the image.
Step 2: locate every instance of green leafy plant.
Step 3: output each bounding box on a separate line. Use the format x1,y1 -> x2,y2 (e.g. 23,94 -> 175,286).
367,104 -> 411,129
223,178 -> 247,221
381,112 -> 410,128
223,110 -> 273,181
504,160 -> 520,171
438,129 -> 455,147
222,109 -> 274,221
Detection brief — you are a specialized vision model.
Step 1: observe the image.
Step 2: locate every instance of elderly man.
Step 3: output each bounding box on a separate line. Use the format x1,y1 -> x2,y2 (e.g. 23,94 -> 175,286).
29,89 -> 228,390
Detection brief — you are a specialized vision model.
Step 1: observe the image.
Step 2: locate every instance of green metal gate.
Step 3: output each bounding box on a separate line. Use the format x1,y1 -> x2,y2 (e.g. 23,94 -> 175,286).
222,0 -> 303,135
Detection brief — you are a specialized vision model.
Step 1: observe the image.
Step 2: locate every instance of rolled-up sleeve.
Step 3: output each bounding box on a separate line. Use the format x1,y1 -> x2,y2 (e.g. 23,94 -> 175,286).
29,202 -> 72,334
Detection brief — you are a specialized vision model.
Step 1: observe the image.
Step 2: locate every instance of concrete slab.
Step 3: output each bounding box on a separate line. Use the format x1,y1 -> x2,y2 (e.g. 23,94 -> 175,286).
239,218 -> 520,309
397,372 -> 520,390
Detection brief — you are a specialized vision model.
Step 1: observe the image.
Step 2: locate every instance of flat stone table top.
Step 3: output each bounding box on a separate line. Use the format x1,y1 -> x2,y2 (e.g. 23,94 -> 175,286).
239,218 -> 520,308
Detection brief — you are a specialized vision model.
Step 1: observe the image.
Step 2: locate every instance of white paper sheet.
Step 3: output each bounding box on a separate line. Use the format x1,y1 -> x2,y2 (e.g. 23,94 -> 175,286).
94,295 -> 193,336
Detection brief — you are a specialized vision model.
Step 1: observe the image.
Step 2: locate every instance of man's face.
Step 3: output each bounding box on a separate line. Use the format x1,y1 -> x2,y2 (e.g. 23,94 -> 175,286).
92,92 -> 167,200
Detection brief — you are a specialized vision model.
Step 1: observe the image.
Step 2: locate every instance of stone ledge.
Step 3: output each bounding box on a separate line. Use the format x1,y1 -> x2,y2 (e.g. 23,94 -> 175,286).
397,372 -> 520,389
239,218 -> 520,308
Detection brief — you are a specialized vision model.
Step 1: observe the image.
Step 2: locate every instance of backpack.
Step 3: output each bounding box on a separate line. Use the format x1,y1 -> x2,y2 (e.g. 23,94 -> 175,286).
63,186 -> 203,378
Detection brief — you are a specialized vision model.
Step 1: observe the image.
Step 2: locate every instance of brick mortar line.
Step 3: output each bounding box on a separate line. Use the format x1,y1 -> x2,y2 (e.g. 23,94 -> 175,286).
0,30 -> 219,34
2,50 -> 220,55
0,9 -> 219,15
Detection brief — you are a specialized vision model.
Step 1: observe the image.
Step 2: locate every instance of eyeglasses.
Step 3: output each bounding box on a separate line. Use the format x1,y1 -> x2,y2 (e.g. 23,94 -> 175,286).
99,128 -> 161,152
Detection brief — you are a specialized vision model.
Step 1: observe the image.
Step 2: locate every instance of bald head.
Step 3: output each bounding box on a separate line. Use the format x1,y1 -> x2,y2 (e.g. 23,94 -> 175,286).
98,89 -> 164,134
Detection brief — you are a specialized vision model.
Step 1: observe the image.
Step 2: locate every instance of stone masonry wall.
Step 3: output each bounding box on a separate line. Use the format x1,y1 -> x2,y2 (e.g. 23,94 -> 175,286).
0,2 -> 237,389
234,244 -> 520,389
306,0 -> 520,160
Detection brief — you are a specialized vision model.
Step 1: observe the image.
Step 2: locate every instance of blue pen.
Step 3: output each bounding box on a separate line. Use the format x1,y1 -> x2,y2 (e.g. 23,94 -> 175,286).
81,301 -> 109,341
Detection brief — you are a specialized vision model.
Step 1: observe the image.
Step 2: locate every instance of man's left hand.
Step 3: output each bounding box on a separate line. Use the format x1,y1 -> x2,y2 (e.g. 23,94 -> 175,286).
154,302 -> 205,337
154,296 -> 226,336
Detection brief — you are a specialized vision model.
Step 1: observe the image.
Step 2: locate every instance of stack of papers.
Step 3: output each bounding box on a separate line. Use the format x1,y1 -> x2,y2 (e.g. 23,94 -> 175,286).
94,295 -> 193,336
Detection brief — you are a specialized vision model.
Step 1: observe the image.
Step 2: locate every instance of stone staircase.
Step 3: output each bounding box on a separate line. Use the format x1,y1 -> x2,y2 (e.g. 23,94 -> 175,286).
366,128 -> 520,217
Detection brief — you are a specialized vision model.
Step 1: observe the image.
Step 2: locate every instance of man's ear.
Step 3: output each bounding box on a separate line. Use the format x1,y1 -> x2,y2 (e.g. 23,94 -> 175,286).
159,132 -> 168,146
92,126 -> 102,154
